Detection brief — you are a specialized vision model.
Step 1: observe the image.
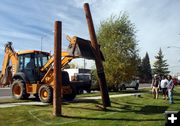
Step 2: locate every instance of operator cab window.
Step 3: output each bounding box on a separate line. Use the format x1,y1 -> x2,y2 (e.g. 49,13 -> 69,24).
19,56 -> 24,70
18,54 -> 35,71
36,53 -> 49,68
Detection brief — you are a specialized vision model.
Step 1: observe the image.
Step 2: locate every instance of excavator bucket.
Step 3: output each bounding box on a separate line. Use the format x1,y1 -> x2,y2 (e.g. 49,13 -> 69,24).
67,36 -> 104,61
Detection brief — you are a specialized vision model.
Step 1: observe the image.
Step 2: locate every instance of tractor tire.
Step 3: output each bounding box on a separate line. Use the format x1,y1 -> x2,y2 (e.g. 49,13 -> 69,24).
38,84 -> 53,103
12,79 -> 30,100
63,86 -> 76,101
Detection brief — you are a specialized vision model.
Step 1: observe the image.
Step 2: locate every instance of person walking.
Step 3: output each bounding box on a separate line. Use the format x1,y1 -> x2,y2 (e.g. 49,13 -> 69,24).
151,74 -> 160,99
167,75 -> 174,104
160,76 -> 168,100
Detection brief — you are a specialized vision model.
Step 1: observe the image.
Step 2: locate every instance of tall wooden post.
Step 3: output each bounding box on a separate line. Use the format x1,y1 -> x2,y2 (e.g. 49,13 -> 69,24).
84,3 -> 111,107
53,21 -> 62,116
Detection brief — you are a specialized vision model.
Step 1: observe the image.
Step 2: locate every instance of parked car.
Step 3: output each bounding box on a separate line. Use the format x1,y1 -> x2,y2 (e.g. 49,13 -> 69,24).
119,79 -> 139,91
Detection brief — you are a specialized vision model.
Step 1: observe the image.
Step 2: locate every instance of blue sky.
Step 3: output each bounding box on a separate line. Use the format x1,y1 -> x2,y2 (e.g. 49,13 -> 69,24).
0,0 -> 180,75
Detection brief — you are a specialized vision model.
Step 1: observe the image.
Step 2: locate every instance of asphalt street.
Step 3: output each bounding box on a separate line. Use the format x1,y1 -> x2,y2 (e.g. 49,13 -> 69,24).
0,88 -> 12,98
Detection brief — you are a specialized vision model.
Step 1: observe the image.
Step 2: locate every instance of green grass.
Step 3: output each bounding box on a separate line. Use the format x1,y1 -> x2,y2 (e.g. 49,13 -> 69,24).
0,87 -> 180,126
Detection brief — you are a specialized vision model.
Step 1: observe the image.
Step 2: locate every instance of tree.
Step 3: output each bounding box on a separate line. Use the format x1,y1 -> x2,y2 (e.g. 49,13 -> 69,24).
153,48 -> 170,76
97,13 -> 139,89
136,57 -> 143,79
91,68 -> 99,90
64,63 -> 78,69
141,52 -> 152,82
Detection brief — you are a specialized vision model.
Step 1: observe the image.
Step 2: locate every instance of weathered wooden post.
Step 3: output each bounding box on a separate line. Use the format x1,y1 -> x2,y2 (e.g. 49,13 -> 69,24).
83,3 -> 111,107
53,21 -> 62,116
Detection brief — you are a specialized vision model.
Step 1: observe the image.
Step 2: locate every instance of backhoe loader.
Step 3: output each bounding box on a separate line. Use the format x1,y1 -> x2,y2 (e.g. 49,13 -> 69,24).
0,36 -> 96,103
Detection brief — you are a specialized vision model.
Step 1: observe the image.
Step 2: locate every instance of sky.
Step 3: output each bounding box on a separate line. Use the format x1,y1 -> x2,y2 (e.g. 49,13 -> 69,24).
0,0 -> 180,75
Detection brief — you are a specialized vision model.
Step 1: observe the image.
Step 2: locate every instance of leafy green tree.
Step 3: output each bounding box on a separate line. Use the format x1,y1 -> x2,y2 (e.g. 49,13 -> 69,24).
153,48 -> 170,76
97,13 -> 139,89
141,52 -> 152,82
90,69 -> 99,90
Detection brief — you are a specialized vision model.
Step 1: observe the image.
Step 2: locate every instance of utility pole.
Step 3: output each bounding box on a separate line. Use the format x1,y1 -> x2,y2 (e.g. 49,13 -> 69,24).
40,34 -> 47,51
83,3 -> 111,108
41,36 -> 43,51
53,21 -> 62,116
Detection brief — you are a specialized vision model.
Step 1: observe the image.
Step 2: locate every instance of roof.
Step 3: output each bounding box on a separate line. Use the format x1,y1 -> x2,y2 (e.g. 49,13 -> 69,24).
17,50 -> 50,55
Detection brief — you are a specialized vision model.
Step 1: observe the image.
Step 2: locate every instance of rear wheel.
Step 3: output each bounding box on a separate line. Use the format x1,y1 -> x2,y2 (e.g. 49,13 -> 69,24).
38,84 -> 53,103
12,79 -> 30,100
63,86 -> 76,101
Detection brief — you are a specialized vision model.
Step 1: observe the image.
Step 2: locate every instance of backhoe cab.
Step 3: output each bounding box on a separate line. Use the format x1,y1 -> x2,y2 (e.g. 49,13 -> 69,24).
0,36 -> 98,103
17,50 -> 50,84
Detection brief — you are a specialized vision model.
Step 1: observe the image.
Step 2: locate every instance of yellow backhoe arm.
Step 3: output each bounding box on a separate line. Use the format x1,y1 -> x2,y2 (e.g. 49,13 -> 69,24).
0,42 -> 19,86
40,52 -> 71,72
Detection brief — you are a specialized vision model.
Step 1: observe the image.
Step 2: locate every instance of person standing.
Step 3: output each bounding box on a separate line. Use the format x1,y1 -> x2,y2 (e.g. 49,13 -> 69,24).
151,74 -> 160,99
160,76 -> 168,100
167,75 -> 174,104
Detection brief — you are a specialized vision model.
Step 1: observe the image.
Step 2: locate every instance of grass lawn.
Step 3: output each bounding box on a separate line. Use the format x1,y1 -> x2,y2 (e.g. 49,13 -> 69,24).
0,87 -> 180,126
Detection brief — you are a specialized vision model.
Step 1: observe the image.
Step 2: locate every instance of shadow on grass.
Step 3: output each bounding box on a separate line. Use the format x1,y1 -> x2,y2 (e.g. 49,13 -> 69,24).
116,103 -> 168,115
67,102 -> 168,115
135,105 -> 168,115
68,106 -> 106,112
111,101 -> 142,106
174,98 -> 180,101
66,99 -> 99,104
68,105 -> 123,112
174,92 -> 180,96
61,115 -> 163,122
61,105 -> 166,122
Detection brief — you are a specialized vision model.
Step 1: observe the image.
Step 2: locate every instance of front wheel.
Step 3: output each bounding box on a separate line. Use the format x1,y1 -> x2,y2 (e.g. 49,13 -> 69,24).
38,84 -> 53,103
12,79 -> 30,100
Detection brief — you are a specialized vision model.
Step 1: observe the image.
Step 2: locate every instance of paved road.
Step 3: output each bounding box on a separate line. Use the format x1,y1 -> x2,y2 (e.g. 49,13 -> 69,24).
139,83 -> 151,88
0,88 -> 11,98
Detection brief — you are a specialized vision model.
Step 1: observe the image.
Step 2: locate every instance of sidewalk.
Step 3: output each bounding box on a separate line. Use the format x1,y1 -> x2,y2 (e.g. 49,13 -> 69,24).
79,93 -> 142,100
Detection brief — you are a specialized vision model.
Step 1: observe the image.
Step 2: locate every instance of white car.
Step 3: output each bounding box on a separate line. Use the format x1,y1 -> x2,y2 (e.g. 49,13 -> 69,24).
120,80 -> 139,90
